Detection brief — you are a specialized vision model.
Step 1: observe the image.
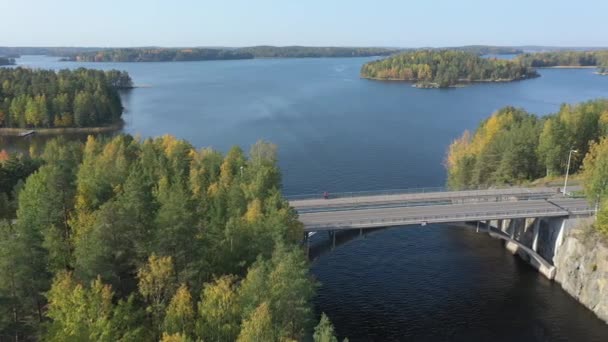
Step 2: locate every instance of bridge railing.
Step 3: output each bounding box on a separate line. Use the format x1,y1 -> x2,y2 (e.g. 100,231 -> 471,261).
304,207 -> 595,230
286,184 -> 560,201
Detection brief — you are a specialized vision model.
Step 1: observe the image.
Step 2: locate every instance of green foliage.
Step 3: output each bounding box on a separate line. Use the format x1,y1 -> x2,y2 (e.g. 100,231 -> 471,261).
163,284 -> 195,337
196,275 -> 241,342
313,313 -> 339,342
447,99 -> 608,190
0,150 -> 41,219
361,50 -> 538,87
597,200 -> 608,235
582,138 -> 608,201
45,272 -> 147,342
236,302 -> 276,342
0,134 -> 310,340
0,67 -> 129,128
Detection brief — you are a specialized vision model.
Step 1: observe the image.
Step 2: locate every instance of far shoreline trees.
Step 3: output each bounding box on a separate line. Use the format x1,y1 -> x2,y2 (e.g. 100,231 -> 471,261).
62,46 -> 401,62
515,51 -> 608,69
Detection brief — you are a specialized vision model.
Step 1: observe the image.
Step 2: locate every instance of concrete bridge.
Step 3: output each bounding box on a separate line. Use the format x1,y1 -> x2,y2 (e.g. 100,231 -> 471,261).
289,186 -> 594,231
289,186 -> 595,279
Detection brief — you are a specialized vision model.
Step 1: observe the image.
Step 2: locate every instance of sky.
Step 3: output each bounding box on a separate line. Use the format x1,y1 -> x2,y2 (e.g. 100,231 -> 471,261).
1,0 -> 606,47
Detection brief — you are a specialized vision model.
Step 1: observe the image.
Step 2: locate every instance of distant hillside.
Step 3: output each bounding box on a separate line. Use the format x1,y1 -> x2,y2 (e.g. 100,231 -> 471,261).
63,48 -> 254,62
515,51 -> 608,71
61,46 -> 400,62
236,46 -> 399,58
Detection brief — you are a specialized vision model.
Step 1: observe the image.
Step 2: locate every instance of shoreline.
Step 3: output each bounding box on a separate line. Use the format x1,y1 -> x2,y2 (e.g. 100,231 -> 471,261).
537,66 -> 598,69
361,74 -> 538,88
0,122 -> 123,136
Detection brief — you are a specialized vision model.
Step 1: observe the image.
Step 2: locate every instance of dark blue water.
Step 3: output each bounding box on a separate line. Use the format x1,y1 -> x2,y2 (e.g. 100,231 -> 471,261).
4,56 -> 608,340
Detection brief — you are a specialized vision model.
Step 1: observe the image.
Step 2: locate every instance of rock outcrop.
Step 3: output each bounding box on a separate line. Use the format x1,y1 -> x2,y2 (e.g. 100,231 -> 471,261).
554,222 -> 608,322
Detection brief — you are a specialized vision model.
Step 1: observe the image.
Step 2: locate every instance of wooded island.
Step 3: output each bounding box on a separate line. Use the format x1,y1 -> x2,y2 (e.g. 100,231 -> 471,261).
360,50 -> 538,88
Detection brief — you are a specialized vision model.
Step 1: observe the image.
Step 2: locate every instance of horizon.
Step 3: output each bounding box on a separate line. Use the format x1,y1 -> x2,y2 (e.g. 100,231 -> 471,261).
2,44 -> 608,49
2,0 -> 607,47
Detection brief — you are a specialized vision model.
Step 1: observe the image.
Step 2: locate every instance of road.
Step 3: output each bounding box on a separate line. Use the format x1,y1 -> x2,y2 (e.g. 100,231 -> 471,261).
289,187 -> 566,213
297,196 -> 593,231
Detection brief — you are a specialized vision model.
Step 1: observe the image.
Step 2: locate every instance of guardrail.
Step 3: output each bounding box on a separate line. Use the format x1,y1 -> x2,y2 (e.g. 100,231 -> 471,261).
303,207 -> 595,231
286,185 -> 562,201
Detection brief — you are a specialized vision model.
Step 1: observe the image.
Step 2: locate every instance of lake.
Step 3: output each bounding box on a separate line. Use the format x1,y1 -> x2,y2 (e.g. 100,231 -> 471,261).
3,55 -> 608,340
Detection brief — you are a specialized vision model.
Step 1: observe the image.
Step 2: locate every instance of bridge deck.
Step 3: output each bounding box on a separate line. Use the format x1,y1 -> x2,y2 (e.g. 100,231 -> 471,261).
298,197 -> 592,231
290,187 -> 563,212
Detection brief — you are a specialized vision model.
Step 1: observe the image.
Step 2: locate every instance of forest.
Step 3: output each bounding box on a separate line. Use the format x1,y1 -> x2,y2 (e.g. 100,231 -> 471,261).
515,51 -> 608,70
360,50 -> 538,88
0,135 -> 345,341
445,99 -> 608,234
0,68 -> 131,128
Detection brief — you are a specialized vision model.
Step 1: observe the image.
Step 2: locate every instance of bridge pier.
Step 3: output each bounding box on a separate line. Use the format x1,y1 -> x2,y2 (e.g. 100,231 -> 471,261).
303,232 -> 310,257
532,218 -> 540,252
327,230 -> 336,248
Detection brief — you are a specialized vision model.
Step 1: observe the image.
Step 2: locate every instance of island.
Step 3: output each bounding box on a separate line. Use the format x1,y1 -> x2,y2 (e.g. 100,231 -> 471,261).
0,57 -> 15,66
360,50 -> 538,88
0,67 -> 131,131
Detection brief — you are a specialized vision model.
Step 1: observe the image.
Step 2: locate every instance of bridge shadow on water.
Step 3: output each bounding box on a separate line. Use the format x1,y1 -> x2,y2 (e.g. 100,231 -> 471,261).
307,222 -> 482,261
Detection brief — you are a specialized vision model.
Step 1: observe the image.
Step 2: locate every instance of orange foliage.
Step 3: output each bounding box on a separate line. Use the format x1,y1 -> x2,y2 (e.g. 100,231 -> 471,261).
0,149 -> 9,162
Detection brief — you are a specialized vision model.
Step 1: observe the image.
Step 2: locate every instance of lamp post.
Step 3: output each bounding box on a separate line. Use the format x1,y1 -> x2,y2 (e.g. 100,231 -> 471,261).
563,149 -> 578,196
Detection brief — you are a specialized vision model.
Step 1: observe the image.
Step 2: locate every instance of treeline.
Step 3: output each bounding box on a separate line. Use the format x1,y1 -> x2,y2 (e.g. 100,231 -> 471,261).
446,45 -> 523,55
446,99 -> 608,234
64,46 -> 400,62
66,48 -> 255,62
515,51 -> 608,70
0,67 -> 131,128
237,46 -> 398,58
0,135 -> 346,341
360,50 -> 538,88
0,57 -> 15,66
0,47 -> 103,58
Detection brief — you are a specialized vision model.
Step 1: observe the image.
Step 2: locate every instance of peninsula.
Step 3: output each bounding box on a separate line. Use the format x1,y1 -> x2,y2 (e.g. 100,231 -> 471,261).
0,67 -> 131,131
